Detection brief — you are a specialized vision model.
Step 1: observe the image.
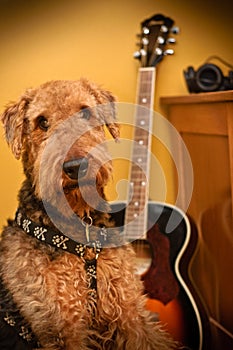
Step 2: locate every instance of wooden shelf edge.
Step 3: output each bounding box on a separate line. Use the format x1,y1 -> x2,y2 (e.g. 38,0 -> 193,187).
160,90 -> 233,105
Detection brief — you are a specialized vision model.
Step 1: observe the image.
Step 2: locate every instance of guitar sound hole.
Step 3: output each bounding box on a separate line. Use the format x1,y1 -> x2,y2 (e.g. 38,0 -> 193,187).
132,239 -> 153,276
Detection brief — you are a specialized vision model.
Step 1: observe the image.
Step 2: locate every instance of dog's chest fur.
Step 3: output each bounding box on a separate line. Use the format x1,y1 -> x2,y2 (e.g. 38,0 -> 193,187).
0,224 -> 137,346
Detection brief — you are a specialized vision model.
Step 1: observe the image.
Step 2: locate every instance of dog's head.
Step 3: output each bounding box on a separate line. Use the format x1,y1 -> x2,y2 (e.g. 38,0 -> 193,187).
1,79 -> 120,218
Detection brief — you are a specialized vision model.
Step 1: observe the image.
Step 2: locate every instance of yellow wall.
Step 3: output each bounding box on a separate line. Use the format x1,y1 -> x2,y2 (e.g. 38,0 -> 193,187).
1,0 -> 233,228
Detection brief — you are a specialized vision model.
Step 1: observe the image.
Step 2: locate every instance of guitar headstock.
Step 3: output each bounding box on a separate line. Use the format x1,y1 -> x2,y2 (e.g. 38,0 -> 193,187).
134,14 -> 178,67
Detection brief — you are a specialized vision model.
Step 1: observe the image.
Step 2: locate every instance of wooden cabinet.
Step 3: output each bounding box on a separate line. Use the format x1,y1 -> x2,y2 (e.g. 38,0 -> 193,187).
161,91 -> 233,349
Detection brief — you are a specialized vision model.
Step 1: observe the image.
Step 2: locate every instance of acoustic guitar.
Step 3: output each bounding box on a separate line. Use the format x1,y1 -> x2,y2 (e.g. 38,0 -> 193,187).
110,14 -> 210,350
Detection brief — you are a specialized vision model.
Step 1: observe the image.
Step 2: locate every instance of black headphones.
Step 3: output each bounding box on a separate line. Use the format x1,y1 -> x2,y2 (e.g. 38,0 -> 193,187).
184,57 -> 233,93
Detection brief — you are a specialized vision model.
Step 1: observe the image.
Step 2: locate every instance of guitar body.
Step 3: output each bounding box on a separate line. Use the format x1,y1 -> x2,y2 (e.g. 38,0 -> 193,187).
110,201 -> 210,350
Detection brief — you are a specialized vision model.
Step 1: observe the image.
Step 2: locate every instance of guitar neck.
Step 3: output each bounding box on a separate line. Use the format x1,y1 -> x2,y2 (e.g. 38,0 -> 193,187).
124,67 -> 156,240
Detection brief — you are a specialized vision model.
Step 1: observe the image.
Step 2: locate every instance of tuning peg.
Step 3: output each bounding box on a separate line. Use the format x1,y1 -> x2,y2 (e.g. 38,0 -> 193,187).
133,49 -> 147,59
133,51 -> 141,59
142,26 -> 150,35
142,37 -> 149,45
164,49 -> 174,55
140,49 -> 147,56
157,36 -> 165,44
171,26 -> 179,34
155,47 -> 163,56
161,25 -> 168,33
167,37 -> 176,44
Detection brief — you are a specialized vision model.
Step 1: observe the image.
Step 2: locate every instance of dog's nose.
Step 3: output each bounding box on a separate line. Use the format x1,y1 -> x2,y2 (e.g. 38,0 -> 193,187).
63,158 -> 88,180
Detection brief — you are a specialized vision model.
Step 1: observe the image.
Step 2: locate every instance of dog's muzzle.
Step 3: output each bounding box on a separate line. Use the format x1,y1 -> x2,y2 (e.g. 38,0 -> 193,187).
63,158 -> 89,180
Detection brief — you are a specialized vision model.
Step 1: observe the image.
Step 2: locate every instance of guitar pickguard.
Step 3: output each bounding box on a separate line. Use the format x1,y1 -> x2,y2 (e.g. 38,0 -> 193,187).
142,223 -> 179,304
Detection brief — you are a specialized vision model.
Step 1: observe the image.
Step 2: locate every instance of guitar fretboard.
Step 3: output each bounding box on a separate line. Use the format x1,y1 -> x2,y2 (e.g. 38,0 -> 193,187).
125,67 -> 155,240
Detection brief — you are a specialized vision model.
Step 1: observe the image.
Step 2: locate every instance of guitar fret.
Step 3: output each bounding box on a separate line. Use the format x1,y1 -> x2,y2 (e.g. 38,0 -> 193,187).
129,187 -> 147,193
126,207 -> 146,214
129,175 -> 148,181
129,180 -> 148,186
129,185 -> 148,191
127,207 -> 146,214
133,137 -> 149,144
130,159 -> 148,165
129,180 -> 146,185
126,201 -> 147,209
130,163 -> 148,169
126,206 -> 146,211
131,143 -> 149,150
134,126 -> 150,133
129,170 -> 148,176
129,189 -> 147,194
128,200 -> 146,208
129,196 -> 147,201
131,154 -> 149,160
131,153 -> 149,160
128,191 -> 147,198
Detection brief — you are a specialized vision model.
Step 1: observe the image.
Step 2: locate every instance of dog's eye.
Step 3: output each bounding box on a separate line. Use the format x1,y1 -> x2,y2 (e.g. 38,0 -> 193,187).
79,108 -> 91,120
37,116 -> 50,131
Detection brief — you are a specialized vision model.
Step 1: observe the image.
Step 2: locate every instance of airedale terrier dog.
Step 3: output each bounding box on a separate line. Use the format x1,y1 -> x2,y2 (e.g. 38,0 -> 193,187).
0,79 -> 177,349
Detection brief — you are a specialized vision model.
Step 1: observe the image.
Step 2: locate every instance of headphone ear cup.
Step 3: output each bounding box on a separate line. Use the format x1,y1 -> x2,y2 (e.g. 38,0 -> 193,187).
183,66 -> 197,92
195,63 -> 223,92
229,71 -> 233,89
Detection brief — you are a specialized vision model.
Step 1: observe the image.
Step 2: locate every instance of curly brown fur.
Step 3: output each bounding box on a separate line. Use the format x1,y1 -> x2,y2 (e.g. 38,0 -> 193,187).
0,79 -> 178,349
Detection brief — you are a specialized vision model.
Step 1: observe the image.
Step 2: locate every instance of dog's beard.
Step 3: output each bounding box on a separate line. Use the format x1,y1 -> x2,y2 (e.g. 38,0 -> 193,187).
36,154 -> 112,220
63,179 -> 95,192
62,163 -> 111,217
64,183 -> 103,218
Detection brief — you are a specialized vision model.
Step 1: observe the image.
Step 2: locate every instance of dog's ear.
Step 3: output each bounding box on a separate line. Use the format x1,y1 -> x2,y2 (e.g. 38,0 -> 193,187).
82,79 -> 120,141
1,91 -> 33,159
96,89 -> 120,141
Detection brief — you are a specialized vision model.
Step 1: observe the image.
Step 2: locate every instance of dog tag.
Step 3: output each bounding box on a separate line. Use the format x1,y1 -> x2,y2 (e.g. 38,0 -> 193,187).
85,224 -> 90,243
81,216 -> 93,243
